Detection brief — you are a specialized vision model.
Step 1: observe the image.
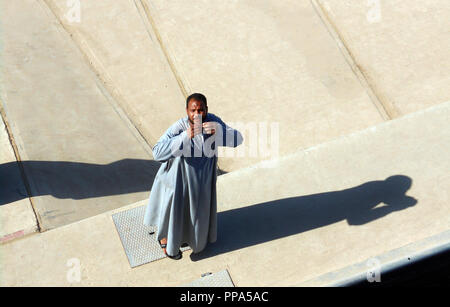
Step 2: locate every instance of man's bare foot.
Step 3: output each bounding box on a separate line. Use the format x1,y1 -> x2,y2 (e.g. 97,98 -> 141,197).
159,238 -> 168,254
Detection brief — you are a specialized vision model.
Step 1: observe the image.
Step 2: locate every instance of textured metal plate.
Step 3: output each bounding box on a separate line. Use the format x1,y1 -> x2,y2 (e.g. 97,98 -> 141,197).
182,270 -> 235,287
112,205 -> 190,268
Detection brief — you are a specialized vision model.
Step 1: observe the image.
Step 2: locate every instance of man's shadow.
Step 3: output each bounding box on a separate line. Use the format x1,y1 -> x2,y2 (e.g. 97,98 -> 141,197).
190,175 -> 417,261
0,159 -> 162,205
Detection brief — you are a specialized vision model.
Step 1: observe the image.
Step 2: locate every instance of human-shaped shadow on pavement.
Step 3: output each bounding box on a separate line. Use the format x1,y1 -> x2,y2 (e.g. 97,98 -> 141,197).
0,159 -> 161,206
190,175 -> 417,261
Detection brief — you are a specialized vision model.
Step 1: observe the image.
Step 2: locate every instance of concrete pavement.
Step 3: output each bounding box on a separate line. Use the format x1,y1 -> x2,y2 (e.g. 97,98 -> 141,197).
0,114 -> 38,243
1,101 -> 448,286
0,0 -> 449,286
215,101 -> 450,285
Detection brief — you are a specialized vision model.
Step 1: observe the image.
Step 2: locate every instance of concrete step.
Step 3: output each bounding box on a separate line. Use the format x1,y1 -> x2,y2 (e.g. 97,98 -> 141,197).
1,101 -> 448,286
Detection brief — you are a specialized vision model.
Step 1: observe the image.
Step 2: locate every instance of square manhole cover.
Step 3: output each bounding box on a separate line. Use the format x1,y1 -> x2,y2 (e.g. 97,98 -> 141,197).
112,205 -> 190,268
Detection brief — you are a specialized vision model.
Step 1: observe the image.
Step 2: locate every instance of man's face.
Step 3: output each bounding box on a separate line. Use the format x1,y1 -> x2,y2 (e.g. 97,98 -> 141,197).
186,99 -> 207,124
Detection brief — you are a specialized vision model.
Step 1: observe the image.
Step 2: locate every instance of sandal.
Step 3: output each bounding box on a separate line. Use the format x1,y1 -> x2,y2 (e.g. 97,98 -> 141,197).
159,240 -> 182,260
166,250 -> 182,260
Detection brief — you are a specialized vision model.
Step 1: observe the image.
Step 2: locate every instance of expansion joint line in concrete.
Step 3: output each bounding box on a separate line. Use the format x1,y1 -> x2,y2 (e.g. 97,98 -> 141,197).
311,0 -> 398,120
0,101 -> 43,233
136,0 -> 227,174
40,0 -> 154,156
137,0 -> 191,99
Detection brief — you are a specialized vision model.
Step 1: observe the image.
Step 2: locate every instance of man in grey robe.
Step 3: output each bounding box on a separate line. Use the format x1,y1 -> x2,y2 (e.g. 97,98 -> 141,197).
143,93 -> 243,259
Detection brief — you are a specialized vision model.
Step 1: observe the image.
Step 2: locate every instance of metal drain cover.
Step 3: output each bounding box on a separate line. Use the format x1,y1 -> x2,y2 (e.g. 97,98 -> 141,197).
112,205 -> 190,268
182,270 -> 235,287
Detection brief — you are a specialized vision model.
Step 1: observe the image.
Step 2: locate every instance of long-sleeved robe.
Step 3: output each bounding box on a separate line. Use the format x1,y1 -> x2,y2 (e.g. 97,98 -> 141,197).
143,113 -> 243,256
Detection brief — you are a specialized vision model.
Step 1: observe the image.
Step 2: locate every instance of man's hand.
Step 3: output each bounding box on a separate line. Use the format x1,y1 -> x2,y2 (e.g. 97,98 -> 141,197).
188,121 -> 202,139
202,122 -> 216,135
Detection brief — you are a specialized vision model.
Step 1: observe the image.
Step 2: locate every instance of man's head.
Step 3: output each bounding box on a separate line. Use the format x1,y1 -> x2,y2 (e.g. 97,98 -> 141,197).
186,93 -> 208,124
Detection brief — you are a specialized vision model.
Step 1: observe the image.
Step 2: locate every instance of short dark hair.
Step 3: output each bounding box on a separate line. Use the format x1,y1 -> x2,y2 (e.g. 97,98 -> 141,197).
186,93 -> 207,108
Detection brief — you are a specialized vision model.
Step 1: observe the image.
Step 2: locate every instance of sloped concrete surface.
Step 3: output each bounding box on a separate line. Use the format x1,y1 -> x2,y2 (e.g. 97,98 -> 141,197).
0,0 -> 160,230
318,0 -> 450,117
43,0 -> 187,144
1,102 -> 448,286
144,0 -> 386,172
